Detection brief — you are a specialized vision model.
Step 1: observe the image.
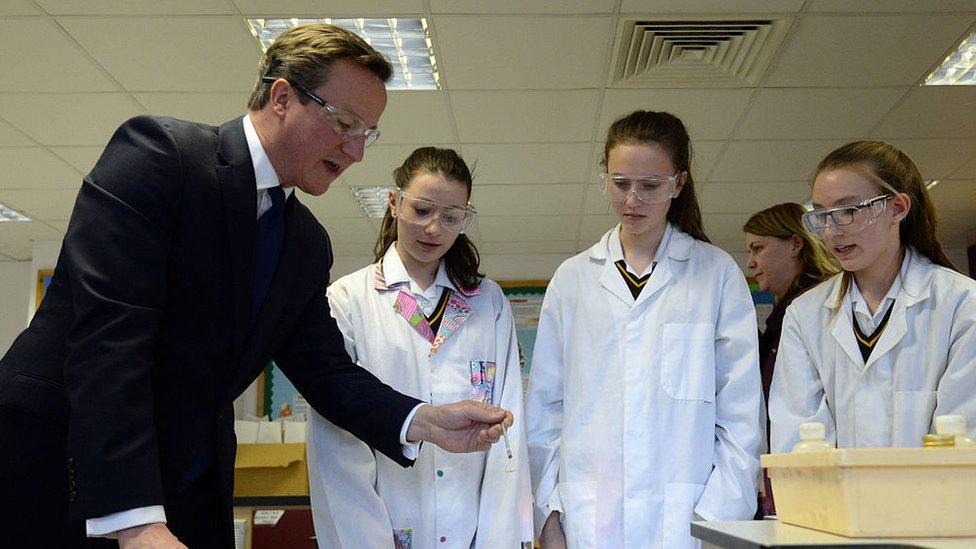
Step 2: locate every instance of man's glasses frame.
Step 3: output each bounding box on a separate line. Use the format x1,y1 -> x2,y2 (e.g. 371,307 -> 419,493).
261,76 -> 381,147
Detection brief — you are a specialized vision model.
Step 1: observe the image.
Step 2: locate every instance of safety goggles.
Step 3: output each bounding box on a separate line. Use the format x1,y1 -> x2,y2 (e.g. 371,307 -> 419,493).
396,190 -> 477,233
599,173 -> 680,204
802,194 -> 893,238
261,76 -> 381,147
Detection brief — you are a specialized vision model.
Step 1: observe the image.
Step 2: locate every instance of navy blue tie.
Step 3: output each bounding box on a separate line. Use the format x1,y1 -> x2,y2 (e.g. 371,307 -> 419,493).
252,186 -> 286,321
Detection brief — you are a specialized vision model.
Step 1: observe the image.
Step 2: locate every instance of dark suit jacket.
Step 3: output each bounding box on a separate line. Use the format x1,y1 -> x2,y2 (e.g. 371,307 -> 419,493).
0,115 -> 421,522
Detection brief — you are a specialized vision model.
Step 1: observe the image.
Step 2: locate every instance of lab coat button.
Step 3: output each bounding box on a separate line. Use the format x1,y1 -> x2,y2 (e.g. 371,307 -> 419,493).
440,536 -> 447,542
436,469 -> 444,477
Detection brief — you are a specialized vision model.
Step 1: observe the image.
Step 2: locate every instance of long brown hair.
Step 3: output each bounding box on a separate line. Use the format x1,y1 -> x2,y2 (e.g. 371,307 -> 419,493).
743,202 -> 839,295
600,110 -> 710,242
374,147 -> 484,292
815,140 -> 957,305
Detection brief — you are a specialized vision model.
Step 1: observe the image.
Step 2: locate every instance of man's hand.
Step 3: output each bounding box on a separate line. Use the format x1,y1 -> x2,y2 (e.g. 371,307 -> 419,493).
406,401 -> 513,453
540,511 -> 567,548
118,523 -> 187,549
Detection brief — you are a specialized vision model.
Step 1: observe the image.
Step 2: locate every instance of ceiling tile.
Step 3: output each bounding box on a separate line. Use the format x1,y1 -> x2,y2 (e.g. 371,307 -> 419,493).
303,187 -> 371,220
0,94 -> 145,146
474,184 -> 583,217
44,220 -> 71,233
0,220 -> 64,247
937,209 -> 976,247
871,87 -> 976,139
929,179 -> 976,213
621,0 -> 805,12
0,18 -> 118,92
133,93 -> 251,126
734,88 -> 905,140
48,147 -> 104,175
700,181 -> 812,214
0,0 -> 40,15
0,120 -> 34,146
703,212 -> 753,242
451,90 -> 600,143
60,17 -> 260,92
0,189 -> 79,221
37,0 -> 236,14
951,154 -> 976,179
477,240 -> 578,255
600,89 -> 754,141
0,246 -> 32,261
377,92 -> 456,144
435,16 -> 612,89
461,143 -> 593,185
475,216 -> 579,242
804,0 -> 976,13
886,139 -> 976,180
0,148 -> 83,190
763,15 -> 975,87
319,216 -> 379,246
328,255 -> 377,280
711,140 -> 846,182
581,182 -> 616,215
231,0 -> 425,16
432,0 -> 613,14
480,253 -> 567,280
579,214 -> 617,242
693,141 -> 726,180
336,143 -> 454,188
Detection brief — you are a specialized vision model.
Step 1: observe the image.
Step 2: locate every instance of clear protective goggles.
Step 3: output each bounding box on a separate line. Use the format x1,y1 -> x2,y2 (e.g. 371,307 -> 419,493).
599,173 -> 680,204
396,190 -> 477,234
801,194 -> 893,238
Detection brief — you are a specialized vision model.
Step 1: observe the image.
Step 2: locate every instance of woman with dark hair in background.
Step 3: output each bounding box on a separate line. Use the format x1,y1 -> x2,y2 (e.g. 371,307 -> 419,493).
307,147 -> 532,548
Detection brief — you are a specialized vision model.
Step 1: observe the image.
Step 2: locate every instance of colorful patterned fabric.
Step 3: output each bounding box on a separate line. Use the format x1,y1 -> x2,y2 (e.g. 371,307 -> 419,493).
470,360 -> 497,403
393,527 -> 413,549
374,260 -> 480,354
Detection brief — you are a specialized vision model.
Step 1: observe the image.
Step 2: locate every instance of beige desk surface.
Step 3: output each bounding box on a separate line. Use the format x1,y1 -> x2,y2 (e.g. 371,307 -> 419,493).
691,521 -> 976,549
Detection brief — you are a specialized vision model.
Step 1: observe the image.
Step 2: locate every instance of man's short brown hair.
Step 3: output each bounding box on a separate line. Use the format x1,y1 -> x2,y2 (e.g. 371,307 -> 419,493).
247,23 -> 393,110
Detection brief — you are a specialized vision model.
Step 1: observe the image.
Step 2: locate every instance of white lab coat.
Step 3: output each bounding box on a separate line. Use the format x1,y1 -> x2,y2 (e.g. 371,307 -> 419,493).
307,245 -> 533,549
769,249 -> 976,452
526,224 -> 763,549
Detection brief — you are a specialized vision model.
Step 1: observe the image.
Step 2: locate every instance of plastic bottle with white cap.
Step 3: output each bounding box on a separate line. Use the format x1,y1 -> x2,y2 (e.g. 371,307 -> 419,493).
934,415 -> 976,447
791,422 -> 834,452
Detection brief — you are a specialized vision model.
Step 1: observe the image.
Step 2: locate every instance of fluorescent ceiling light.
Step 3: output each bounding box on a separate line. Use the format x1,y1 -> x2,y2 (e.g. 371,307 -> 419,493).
923,31 -> 976,86
0,203 -> 30,222
926,180 -> 940,190
247,18 -> 441,90
351,186 -> 392,218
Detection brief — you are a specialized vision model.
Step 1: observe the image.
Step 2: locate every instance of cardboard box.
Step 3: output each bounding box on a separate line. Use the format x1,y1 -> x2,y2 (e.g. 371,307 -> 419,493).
763,447 -> 976,537
234,443 -> 309,497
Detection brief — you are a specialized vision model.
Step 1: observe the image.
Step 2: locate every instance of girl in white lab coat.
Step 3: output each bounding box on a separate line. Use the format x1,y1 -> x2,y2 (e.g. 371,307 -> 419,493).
769,141 -> 976,452
526,111 -> 764,549
307,147 -> 533,549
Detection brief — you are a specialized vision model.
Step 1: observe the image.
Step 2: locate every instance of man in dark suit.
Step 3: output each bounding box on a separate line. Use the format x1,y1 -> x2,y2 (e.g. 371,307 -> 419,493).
0,24 -> 510,548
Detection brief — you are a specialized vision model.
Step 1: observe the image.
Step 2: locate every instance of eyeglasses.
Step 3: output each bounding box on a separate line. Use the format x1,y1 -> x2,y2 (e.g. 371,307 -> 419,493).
802,194 -> 893,238
261,76 -> 381,147
599,173 -> 680,204
396,190 -> 477,233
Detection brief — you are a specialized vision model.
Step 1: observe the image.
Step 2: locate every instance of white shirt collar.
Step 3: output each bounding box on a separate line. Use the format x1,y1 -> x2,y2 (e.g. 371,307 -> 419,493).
381,243 -> 456,301
849,252 -> 908,330
607,223 -> 671,277
243,114 -> 294,200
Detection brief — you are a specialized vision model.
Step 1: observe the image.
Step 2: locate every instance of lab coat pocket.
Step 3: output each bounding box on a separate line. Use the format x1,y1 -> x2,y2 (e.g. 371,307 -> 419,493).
663,483 -> 706,549
661,323 -> 716,402
469,360 -> 497,403
558,481 -> 598,549
892,390 -> 937,446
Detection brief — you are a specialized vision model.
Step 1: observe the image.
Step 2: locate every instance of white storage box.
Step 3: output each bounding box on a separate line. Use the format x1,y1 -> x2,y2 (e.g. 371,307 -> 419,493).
762,447 -> 976,538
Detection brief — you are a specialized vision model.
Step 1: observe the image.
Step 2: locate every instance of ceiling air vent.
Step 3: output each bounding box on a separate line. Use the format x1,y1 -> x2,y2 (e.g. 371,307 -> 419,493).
610,19 -> 792,88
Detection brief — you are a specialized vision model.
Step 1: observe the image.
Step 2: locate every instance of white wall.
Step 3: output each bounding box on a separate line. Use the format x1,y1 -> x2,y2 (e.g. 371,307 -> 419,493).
0,261 -> 32,356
